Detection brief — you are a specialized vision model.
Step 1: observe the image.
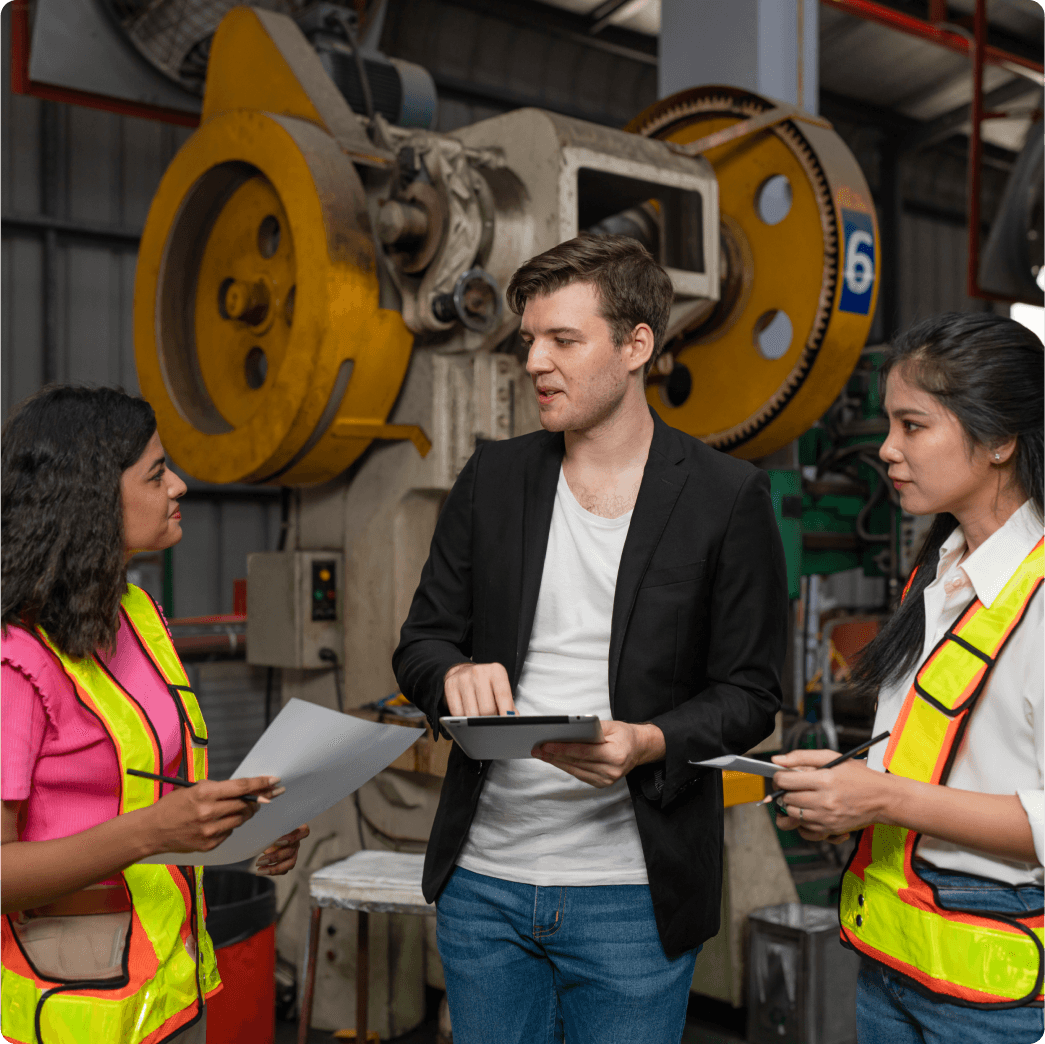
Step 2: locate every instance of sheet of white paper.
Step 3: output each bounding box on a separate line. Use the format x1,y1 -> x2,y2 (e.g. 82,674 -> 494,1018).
139,698 -> 420,866
689,755 -> 790,778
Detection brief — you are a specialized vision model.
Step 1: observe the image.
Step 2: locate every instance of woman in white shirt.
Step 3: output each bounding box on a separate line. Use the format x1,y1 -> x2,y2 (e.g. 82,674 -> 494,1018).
771,311 -> 1043,1044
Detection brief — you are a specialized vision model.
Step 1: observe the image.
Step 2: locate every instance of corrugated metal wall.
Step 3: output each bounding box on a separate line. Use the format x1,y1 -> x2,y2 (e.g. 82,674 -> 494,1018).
897,146 -> 1010,329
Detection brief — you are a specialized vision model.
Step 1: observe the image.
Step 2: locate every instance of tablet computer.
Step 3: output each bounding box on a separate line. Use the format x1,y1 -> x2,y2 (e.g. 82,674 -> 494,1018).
439,715 -> 603,760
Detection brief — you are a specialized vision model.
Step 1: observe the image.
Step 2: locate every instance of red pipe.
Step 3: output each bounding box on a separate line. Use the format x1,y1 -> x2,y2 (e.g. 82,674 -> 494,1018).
9,0 -> 30,95
170,614 -> 247,627
822,0 -> 1044,76
168,614 -> 247,659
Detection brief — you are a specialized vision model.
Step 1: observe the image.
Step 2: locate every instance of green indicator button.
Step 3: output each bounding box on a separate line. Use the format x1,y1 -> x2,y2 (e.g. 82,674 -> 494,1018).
314,590 -> 323,600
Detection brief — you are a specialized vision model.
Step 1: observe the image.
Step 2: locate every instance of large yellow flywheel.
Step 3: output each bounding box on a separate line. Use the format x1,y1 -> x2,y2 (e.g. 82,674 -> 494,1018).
134,107 -> 415,486
629,86 -> 880,460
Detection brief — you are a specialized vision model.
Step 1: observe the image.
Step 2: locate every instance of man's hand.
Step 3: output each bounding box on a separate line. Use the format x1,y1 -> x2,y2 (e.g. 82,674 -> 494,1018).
771,748 -> 892,843
534,721 -> 665,788
444,662 -> 516,716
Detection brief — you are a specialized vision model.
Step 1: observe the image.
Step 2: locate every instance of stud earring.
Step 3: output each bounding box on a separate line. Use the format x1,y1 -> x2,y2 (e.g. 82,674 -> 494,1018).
994,453 -> 1001,460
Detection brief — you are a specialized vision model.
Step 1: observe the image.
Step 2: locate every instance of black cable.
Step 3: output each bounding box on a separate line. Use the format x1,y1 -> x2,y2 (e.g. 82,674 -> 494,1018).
354,792 -> 368,851
277,488 -> 291,552
265,488 -> 292,728
353,792 -> 427,852
329,9 -> 375,121
264,666 -> 275,727
318,647 -> 343,713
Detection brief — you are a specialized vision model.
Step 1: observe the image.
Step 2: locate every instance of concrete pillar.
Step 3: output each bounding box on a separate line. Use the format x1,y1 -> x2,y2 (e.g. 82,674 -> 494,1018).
659,0 -> 819,113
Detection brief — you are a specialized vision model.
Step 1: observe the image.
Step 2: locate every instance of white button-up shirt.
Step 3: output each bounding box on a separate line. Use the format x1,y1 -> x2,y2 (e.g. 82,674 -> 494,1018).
868,499 -> 1044,885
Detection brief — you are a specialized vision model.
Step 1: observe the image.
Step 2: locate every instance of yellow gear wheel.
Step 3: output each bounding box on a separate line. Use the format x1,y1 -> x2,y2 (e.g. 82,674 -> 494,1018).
134,108 -> 415,486
194,175 -> 296,429
628,86 -> 880,460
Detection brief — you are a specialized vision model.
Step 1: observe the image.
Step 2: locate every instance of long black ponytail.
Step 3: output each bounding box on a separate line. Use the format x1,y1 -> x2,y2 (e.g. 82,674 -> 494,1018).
852,311 -> 1044,700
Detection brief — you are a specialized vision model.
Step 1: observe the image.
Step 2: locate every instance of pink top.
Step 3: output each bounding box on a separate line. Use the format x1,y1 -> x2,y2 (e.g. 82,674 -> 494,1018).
2,612 -> 184,879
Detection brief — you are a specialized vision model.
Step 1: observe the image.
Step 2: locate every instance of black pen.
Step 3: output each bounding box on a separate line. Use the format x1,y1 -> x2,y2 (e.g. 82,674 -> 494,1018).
126,767 -> 258,803
760,731 -> 891,807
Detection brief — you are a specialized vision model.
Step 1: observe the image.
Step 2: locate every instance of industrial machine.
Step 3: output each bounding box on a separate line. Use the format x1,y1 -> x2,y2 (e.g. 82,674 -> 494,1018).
124,5 -> 883,1033
134,9 -> 880,486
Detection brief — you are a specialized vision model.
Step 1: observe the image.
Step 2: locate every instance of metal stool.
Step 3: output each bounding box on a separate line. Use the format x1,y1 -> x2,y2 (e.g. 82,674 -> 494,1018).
297,850 -> 434,1044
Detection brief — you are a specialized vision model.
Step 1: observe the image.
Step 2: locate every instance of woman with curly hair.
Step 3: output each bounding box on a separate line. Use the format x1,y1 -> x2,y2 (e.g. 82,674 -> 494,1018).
1,386 -> 308,1044
770,312 -> 1043,1044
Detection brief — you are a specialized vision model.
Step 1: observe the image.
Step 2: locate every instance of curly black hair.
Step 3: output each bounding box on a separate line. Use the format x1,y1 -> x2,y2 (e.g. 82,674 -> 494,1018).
2,386 -> 157,659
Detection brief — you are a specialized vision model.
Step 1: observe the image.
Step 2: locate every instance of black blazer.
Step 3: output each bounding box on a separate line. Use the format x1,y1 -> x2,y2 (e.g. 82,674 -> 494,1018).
393,410 -> 788,956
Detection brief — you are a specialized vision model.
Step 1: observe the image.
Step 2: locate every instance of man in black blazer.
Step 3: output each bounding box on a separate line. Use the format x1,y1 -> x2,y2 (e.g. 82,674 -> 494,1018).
394,235 -> 788,1043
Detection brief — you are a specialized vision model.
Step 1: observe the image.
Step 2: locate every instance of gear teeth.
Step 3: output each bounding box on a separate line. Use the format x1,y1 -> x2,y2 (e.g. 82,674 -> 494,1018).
632,88 -> 839,453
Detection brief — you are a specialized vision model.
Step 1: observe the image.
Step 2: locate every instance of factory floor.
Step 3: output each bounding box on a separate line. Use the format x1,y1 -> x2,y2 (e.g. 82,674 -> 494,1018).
276,992 -> 748,1043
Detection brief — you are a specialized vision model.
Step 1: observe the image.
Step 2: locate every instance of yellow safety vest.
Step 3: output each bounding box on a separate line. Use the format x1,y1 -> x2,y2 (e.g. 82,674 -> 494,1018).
2,586 -> 221,1043
839,538 -> 1044,1007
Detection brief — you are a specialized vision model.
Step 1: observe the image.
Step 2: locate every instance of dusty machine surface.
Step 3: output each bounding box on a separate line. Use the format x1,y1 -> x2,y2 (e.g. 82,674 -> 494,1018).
132,7 -> 879,1032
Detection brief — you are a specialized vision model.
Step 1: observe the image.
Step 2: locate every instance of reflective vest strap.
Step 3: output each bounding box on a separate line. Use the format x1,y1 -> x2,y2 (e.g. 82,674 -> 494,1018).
34,630 -> 161,814
886,545 -> 1043,785
121,587 -> 209,783
121,587 -> 189,688
885,692 -> 967,784
914,633 -> 988,714
955,539 -> 1044,654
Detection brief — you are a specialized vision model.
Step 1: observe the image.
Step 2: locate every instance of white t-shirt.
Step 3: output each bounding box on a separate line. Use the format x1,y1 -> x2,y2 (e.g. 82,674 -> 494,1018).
457,467 -> 649,885
868,499 -> 1044,885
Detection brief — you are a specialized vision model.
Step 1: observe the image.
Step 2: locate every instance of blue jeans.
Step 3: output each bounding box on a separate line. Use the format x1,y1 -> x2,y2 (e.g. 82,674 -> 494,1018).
435,866 -> 699,1044
857,867 -> 1044,1044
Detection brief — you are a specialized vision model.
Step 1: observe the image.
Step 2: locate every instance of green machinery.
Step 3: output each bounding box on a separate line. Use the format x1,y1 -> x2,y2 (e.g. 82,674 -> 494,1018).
769,348 -> 899,604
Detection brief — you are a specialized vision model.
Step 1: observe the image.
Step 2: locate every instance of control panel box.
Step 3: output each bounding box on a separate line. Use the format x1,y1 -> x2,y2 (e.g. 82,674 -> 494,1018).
246,551 -> 343,669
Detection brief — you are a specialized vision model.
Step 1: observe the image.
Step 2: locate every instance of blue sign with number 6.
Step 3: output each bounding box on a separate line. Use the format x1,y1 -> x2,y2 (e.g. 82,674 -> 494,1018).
839,209 -> 875,315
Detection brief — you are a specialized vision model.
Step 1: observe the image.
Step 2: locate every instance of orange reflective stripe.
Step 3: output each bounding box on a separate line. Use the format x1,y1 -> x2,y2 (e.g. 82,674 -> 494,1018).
901,567 -> 918,602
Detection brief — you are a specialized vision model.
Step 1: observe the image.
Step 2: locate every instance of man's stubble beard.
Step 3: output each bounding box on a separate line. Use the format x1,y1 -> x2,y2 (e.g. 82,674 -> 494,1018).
535,371 -> 631,436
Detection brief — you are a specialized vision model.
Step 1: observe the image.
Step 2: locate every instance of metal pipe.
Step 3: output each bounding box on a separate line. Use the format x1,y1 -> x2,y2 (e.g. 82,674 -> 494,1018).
297,905 -> 322,1044
820,620 -> 839,751
356,910 -> 370,1044
821,0 -> 1043,77
40,101 -> 61,386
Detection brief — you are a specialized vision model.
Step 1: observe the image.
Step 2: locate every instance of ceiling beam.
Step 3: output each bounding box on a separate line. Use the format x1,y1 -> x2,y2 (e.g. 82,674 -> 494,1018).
900,75 -> 1042,153
820,88 -> 920,133
425,0 -> 656,65
589,0 -> 635,34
